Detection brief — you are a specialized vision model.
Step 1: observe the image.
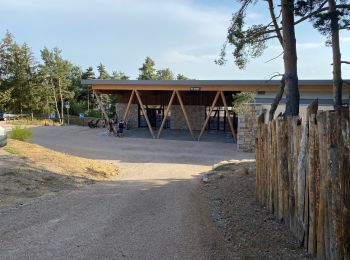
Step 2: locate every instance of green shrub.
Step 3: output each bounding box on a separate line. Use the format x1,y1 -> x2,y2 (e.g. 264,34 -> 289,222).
85,109 -> 101,118
232,92 -> 256,114
9,126 -> 33,141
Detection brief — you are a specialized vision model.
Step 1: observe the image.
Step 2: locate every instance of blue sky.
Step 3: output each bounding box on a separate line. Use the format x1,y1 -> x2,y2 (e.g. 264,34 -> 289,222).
0,0 -> 349,80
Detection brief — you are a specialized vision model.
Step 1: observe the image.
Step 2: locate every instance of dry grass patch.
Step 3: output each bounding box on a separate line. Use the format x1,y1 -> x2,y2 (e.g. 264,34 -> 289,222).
0,140 -> 119,208
7,139 -> 118,180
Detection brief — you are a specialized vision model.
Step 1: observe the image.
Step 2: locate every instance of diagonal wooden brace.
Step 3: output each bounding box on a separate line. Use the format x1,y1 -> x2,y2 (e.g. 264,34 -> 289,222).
157,90 -> 176,139
197,91 -> 220,141
176,90 -> 195,141
220,91 -> 237,141
123,90 -> 135,121
135,90 -> 155,139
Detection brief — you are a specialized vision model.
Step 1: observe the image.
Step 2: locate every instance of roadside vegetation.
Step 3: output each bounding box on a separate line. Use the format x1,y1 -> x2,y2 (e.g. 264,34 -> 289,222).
9,126 -> 32,141
0,31 -> 192,123
0,139 -> 119,208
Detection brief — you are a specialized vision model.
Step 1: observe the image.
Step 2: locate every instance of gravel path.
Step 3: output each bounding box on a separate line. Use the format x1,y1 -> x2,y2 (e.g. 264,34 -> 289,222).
0,126 -> 253,259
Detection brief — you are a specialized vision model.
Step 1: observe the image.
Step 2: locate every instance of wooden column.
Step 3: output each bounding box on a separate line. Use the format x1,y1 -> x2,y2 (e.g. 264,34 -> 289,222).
123,90 -> 135,121
93,90 -> 110,123
176,90 -> 195,140
157,90 -> 176,139
220,91 -> 237,141
197,91 -> 220,141
134,90 -> 155,139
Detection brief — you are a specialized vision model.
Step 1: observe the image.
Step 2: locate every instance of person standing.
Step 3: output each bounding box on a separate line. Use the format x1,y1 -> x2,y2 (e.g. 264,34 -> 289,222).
117,120 -> 125,137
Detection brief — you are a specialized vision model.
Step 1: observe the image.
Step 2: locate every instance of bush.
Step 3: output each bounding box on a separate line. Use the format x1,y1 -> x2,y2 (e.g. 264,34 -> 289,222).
232,92 -> 256,114
9,126 -> 33,141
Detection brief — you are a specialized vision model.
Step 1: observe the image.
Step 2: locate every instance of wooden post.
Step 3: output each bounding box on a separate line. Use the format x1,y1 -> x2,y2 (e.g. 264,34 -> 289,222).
93,90 -> 110,123
123,90 -> 135,121
176,90 -> 195,141
198,91 -> 220,141
157,90 -> 176,139
134,90 -> 155,139
220,91 -> 236,141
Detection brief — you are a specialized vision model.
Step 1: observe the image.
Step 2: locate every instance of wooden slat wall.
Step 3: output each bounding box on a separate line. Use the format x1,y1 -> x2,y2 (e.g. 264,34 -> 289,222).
256,106 -> 350,259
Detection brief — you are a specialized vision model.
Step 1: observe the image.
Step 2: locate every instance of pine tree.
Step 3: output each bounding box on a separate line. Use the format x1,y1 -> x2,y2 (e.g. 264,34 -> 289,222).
138,57 -> 157,80
156,68 -> 174,80
176,74 -> 192,80
97,63 -> 110,79
217,0 -> 300,117
111,70 -> 129,80
295,0 -> 350,109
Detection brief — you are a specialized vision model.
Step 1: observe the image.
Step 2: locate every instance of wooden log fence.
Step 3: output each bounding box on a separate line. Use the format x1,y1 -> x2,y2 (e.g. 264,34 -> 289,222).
256,105 -> 350,259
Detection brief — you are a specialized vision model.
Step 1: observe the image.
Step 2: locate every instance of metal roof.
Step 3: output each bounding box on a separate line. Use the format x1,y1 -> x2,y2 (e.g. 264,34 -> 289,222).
81,79 -> 345,86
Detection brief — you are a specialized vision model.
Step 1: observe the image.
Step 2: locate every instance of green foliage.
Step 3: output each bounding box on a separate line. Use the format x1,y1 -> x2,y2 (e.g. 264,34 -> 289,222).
69,101 -> 86,116
111,70 -> 129,80
9,126 -> 33,141
295,0 -> 350,41
176,74 -> 192,80
157,68 -> 174,80
232,92 -> 256,114
216,1 -> 269,69
85,109 -> 101,118
138,57 -> 157,80
97,63 -> 110,79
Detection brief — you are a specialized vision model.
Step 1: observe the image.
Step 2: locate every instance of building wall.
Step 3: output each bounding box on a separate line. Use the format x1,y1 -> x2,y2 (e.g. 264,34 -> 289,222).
115,103 -> 138,128
237,104 -> 264,153
236,103 -> 336,153
170,105 -> 205,131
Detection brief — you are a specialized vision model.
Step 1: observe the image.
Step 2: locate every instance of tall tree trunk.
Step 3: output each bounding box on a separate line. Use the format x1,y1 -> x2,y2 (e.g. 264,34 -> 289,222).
50,80 -> 61,123
281,0 -> 300,117
329,0 -> 343,110
58,78 -> 64,124
269,75 -> 286,121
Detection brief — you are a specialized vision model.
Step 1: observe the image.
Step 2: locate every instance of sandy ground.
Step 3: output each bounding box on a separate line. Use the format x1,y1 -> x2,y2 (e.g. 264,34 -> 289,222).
0,139 -> 118,208
0,127 -> 299,259
204,161 -> 308,259
0,125 -> 252,259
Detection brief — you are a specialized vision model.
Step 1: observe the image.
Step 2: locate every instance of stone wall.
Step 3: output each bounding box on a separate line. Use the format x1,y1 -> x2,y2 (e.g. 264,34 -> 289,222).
170,105 -> 205,130
237,104 -> 264,152
115,103 -> 138,128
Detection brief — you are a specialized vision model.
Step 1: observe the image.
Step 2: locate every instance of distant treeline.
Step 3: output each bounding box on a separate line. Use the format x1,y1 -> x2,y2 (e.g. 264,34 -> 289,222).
0,32 -> 191,121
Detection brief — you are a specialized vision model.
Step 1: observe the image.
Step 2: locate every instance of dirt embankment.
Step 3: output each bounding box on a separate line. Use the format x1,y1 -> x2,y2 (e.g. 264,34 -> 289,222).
0,140 -> 118,208
204,160 -> 309,259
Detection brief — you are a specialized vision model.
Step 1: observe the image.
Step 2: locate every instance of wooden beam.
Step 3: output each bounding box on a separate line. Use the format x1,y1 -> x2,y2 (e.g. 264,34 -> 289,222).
123,90 -> 135,121
135,90 -> 155,139
93,90 -> 110,123
220,91 -> 237,141
176,90 -> 195,141
197,91 -> 220,141
157,90 -> 176,139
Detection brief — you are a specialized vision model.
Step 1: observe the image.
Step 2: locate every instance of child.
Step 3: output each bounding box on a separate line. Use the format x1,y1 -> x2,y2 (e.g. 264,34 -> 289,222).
117,120 -> 125,137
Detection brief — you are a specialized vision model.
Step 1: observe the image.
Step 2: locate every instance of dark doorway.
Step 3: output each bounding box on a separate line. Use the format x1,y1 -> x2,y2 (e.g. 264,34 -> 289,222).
205,106 -> 237,132
138,105 -> 170,129
147,109 -> 157,127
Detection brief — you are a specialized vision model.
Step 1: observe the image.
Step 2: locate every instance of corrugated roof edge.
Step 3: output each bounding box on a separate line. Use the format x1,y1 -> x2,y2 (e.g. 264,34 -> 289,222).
81,79 -> 349,86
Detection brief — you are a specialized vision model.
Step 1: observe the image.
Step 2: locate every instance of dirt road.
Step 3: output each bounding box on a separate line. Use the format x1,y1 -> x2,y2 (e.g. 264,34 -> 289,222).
0,126 -> 252,259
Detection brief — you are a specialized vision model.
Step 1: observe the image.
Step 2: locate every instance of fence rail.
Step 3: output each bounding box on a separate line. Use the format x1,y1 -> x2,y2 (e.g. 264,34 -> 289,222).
256,105 -> 350,259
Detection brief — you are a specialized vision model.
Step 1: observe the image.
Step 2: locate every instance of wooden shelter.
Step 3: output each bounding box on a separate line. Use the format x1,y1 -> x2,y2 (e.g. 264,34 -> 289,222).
81,79 -> 350,142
